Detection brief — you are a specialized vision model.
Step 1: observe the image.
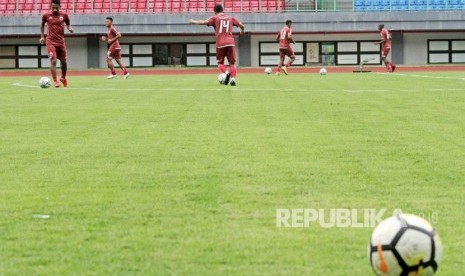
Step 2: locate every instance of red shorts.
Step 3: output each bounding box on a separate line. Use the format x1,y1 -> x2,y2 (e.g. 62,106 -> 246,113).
280,47 -> 295,59
107,48 -> 122,60
382,47 -> 391,58
216,46 -> 236,65
46,42 -> 67,62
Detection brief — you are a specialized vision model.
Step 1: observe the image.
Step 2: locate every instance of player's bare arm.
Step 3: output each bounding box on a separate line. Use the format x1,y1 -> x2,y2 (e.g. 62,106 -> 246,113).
189,19 -> 209,25
105,33 -> 121,44
374,39 -> 385,45
238,23 -> 245,35
289,36 -> 296,44
67,25 -> 74,33
40,21 -> 46,44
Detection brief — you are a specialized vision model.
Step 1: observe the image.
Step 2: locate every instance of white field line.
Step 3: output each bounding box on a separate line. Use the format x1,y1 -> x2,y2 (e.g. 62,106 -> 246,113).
11,82 -> 368,93
11,82 -> 465,93
375,72 -> 465,81
13,82 -> 156,91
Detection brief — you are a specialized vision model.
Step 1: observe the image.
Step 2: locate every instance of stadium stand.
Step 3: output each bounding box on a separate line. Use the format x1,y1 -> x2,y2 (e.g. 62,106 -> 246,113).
0,0 -> 287,14
354,0 -> 465,10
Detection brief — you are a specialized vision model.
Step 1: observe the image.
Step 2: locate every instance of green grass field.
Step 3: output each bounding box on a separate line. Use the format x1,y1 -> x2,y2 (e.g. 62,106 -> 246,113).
0,71 -> 464,275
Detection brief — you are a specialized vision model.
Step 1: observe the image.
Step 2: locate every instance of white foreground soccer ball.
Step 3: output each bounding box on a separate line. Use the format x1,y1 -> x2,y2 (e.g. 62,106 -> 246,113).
264,67 -> 272,74
319,68 -> 327,75
39,77 -> 51,88
369,213 -> 442,276
218,73 -> 227,84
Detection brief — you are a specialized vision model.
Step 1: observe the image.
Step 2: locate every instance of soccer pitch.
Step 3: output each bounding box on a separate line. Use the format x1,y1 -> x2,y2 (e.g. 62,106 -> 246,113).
0,71 -> 464,275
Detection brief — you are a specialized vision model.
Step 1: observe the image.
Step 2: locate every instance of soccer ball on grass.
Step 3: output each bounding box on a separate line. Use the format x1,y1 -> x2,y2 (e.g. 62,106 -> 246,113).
264,67 -> 272,74
319,68 -> 327,75
368,213 -> 442,276
218,73 -> 227,84
39,77 -> 51,88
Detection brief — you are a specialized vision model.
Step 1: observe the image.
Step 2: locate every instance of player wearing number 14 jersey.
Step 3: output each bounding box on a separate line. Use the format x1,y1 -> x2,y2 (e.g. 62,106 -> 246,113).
189,4 -> 245,86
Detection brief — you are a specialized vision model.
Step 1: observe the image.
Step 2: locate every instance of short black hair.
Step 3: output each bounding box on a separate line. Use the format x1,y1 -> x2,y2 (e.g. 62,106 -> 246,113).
106,17 -> 113,22
214,4 -> 223,13
379,24 -> 384,28
52,0 -> 61,6
286,20 -> 292,25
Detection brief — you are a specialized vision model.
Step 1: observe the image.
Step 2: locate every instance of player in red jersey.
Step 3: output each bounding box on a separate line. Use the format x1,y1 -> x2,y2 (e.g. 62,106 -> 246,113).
101,17 -> 130,79
189,4 -> 245,86
40,0 -> 73,88
374,24 -> 396,73
276,20 -> 295,75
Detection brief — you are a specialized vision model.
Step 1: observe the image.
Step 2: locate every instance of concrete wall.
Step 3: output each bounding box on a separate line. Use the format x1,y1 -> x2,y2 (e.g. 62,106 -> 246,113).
403,32 -> 465,65
97,35 -> 217,68
1,32 -> 464,68
250,33 -> 381,67
0,36 -> 89,68
1,12 -> 465,35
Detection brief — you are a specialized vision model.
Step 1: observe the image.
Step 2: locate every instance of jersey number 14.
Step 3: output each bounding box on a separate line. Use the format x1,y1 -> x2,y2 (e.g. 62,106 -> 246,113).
219,20 -> 230,34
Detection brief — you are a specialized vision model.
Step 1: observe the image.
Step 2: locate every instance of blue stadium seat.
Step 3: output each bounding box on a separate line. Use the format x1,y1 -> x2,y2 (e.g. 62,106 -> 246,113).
411,3 -> 427,8
429,4 -> 446,8
390,0 -> 403,5
374,0 -> 390,5
354,5 -> 369,10
391,4 -> 409,9
354,0 -> 367,6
